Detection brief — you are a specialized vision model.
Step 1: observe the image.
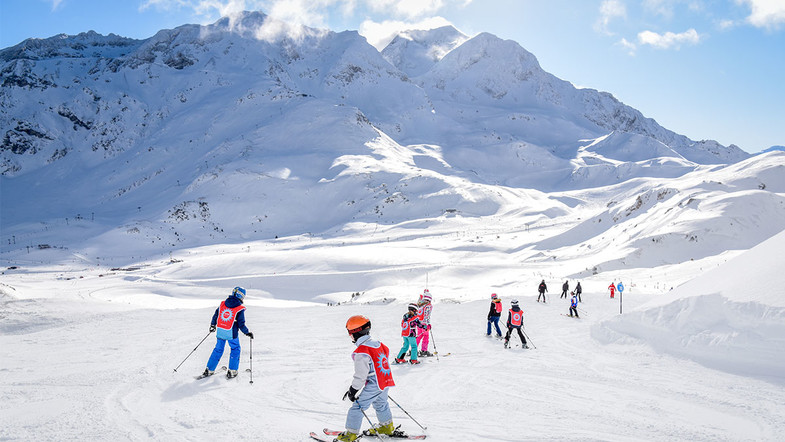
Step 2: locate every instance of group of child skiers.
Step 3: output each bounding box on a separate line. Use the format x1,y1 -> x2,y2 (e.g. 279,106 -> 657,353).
197,280 -> 620,441
196,286 -> 434,441
393,289 -> 434,364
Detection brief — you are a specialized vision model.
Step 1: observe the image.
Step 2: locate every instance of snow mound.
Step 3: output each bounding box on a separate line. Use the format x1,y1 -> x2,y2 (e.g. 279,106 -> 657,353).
593,228 -> 785,384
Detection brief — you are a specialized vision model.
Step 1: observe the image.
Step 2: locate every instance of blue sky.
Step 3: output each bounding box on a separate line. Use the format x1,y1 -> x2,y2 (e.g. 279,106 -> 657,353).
2,0 -> 783,153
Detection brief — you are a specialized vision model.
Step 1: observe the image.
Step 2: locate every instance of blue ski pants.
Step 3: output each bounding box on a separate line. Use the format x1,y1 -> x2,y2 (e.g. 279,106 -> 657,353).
487,316 -> 502,336
397,336 -> 418,360
345,376 -> 392,433
207,337 -> 241,371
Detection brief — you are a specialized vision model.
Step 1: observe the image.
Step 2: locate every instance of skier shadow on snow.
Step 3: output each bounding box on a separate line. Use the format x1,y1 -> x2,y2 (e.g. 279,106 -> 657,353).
161,380 -> 222,402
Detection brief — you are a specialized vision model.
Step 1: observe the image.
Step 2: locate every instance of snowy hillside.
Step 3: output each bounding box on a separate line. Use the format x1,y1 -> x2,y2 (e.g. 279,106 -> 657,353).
595,227 -> 785,383
1,197 -> 784,441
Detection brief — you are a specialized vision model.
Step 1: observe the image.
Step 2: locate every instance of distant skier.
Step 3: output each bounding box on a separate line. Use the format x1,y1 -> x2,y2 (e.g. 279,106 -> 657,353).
487,293 -> 503,337
504,299 -> 529,349
395,303 -> 424,364
569,292 -> 579,318
537,280 -> 548,303
336,315 -> 396,442
560,280 -> 569,299
575,282 -> 583,302
416,290 -> 434,357
202,286 -> 254,379
608,282 -> 616,299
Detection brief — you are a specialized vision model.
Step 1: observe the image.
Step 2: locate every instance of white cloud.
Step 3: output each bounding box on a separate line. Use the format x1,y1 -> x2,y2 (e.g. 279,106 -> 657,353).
717,19 -> 737,31
138,0 -> 469,47
595,0 -> 627,35
736,0 -> 785,30
359,16 -> 453,50
51,0 -> 65,11
618,37 -> 637,55
637,28 -> 701,49
365,0 -> 445,20
643,0 -> 675,18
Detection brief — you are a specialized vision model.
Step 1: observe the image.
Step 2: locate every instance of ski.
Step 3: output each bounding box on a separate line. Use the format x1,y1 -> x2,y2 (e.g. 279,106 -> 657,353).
324,428 -> 427,439
560,314 -> 580,319
195,366 -> 227,379
310,432 -> 333,441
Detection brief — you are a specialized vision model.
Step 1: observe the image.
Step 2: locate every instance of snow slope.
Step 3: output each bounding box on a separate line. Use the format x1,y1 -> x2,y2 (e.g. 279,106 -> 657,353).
2,230 -> 784,441
594,228 -> 785,385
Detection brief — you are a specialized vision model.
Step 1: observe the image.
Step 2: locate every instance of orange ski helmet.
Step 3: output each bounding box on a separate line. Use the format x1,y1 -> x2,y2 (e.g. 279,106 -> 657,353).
346,315 -> 371,341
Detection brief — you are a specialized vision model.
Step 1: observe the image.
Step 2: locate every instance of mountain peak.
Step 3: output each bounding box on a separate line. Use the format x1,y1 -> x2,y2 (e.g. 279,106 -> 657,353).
0,31 -> 141,61
381,25 -> 468,77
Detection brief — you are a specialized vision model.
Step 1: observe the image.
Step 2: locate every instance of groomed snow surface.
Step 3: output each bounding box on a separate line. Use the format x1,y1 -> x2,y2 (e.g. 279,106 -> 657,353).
1,229 -> 784,441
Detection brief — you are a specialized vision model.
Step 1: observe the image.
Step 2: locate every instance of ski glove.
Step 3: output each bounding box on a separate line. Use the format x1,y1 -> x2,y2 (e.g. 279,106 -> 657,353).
246,332 -> 254,339
343,386 -> 359,402
209,325 -> 216,333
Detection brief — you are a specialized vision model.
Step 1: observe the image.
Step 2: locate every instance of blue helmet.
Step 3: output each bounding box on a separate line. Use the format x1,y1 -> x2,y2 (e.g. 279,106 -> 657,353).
232,286 -> 246,301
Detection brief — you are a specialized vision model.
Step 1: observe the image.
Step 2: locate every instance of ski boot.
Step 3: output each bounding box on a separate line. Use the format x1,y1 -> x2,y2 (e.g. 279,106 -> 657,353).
334,431 -> 359,442
409,359 -> 421,365
363,421 -> 395,437
201,368 -> 214,377
394,357 -> 407,364
504,340 -> 509,349
226,369 -> 238,379
522,343 -> 530,349
419,350 -> 433,357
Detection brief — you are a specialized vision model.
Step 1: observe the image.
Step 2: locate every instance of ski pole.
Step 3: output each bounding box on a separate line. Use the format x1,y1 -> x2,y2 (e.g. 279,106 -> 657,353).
389,395 -> 427,431
249,336 -> 254,385
360,408 -> 390,440
173,331 -> 212,373
577,307 -> 590,317
429,328 -> 440,362
521,328 -> 537,349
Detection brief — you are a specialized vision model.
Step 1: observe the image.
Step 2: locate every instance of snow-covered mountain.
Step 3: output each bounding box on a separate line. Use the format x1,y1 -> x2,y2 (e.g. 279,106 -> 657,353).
1,10 -> 782,274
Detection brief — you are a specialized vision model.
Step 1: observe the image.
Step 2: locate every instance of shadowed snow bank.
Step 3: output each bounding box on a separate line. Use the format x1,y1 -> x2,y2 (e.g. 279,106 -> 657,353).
593,228 -> 785,384
593,294 -> 785,384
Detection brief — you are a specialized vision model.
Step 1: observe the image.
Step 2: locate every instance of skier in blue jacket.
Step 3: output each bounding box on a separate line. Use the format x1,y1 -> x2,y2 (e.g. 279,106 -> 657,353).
569,292 -> 579,318
202,286 -> 254,379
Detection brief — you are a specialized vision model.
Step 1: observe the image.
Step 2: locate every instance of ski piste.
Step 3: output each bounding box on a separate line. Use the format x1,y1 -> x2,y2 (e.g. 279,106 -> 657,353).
318,428 -> 427,440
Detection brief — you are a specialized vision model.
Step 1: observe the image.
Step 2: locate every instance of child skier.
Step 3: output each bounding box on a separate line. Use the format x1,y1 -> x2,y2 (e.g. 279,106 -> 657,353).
202,286 -> 254,379
396,303 -> 423,364
416,290 -> 433,357
569,292 -> 579,318
608,282 -> 616,299
487,293 -> 503,337
537,280 -> 548,303
337,315 -> 396,442
504,299 -> 529,349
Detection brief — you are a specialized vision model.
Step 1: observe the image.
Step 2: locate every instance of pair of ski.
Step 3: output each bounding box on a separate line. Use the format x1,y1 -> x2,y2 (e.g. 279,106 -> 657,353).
560,314 -> 580,319
194,366 -> 250,380
310,428 -> 426,441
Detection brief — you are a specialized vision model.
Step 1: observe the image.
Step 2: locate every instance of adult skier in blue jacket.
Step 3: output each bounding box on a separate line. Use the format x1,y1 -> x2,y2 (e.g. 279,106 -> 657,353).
202,286 -> 254,379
